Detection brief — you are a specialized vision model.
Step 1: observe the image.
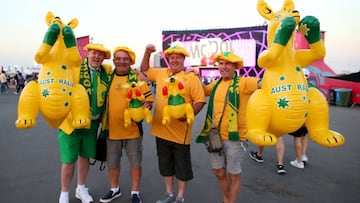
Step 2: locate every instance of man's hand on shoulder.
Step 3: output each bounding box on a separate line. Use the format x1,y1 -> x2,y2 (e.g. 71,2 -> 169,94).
184,68 -> 200,77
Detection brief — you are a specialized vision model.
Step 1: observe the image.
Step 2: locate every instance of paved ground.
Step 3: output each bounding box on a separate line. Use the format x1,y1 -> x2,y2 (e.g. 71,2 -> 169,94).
1,87 -> 359,203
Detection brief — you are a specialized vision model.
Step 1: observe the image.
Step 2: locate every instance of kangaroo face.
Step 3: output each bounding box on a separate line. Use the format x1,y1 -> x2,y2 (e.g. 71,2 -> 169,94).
257,0 -> 300,47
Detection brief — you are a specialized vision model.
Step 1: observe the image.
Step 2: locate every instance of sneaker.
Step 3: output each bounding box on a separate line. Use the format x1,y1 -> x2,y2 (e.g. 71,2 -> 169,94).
99,190 -> 122,203
249,151 -> 264,163
302,155 -> 309,164
276,164 -> 287,174
290,160 -> 304,169
155,192 -> 176,203
131,193 -> 142,203
175,197 -> 185,203
59,193 -> 69,203
75,187 -> 93,203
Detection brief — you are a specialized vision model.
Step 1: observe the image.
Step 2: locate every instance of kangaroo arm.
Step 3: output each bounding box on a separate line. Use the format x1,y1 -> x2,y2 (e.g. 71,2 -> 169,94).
295,40 -> 326,67
258,43 -> 285,68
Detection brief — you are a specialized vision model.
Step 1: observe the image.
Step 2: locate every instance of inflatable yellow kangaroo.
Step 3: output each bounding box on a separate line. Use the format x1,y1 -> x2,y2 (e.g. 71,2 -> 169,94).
246,0 -> 344,147
15,11 -> 90,131
162,76 -> 194,125
123,81 -> 153,127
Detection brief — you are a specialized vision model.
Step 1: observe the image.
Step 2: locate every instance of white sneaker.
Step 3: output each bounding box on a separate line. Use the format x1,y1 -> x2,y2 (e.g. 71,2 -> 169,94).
290,160 -> 304,169
59,193 -> 69,203
75,187 -> 94,203
302,155 -> 308,162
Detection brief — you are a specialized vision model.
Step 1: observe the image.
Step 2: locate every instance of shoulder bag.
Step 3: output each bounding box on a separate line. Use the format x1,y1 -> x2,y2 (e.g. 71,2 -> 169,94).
205,90 -> 228,153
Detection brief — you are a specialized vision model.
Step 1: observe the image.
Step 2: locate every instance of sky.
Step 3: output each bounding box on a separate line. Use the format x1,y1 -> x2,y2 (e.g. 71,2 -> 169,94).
1,0 -> 359,74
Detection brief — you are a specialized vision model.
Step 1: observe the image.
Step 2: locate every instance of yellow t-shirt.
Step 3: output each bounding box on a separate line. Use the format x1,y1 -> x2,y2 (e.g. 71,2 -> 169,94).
204,77 -> 258,141
108,73 -> 153,140
147,68 -> 206,145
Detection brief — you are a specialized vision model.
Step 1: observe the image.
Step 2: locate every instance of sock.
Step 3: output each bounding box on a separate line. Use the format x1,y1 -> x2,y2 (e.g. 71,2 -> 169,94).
131,191 -> 139,196
77,184 -> 85,190
111,186 -> 119,193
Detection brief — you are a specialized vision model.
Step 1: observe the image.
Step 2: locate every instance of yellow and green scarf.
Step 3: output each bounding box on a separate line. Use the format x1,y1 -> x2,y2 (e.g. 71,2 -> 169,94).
79,58 -> 110,117
196,73 -> 240,143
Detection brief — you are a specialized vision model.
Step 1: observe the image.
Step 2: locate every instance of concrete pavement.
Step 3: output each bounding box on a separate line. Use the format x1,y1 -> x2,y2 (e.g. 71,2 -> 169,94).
1,88 -> 359,203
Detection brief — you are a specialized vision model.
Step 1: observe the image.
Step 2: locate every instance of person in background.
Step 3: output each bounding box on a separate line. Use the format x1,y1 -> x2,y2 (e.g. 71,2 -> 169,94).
249,138 -> 286,174
99,46 -> 153,203
249,75 -> 287,175
58,44 -> 112,203
14,71 -> 25,94
0,70 -> 8,93
290,69 -> 311,169
140,44 -> 206,203
289,125 -> 309,169
196,51 -> 259,203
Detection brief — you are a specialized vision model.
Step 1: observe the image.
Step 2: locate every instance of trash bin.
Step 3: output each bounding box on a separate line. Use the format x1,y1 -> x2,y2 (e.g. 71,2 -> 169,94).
329,88 -> 336,105
334,88 -> 352,107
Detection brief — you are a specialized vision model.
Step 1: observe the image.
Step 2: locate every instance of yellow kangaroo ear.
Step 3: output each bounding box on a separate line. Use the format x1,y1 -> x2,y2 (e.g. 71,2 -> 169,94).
282,0 -> 294,12
45,11 -> 55,26
67,18 -> 79,29
257,0 -> 273,20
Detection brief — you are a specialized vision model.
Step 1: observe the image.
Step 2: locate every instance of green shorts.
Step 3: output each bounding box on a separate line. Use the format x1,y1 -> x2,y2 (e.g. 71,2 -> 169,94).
58,120 -> 99,163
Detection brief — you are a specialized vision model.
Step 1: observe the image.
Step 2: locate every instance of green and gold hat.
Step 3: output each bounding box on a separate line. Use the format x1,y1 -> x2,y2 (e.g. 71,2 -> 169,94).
164,45 -> 190,57
84,44 -> 111,59
213,51 -> 243,68
113,46 -> 136,65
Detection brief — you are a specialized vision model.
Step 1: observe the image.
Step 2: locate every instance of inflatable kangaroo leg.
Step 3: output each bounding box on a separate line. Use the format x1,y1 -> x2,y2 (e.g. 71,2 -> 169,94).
246,90 -> 277,146
185,103 -> 194,124
124,109 -> 132,128
144,108 -> 153,124
71,84 -> 91,129
306,88 -> 345,147
15,81 -> 40,129
162,106 -> 170,125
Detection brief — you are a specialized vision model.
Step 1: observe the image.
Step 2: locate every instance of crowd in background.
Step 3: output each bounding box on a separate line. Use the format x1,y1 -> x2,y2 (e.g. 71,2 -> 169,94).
0,69 -> 37,94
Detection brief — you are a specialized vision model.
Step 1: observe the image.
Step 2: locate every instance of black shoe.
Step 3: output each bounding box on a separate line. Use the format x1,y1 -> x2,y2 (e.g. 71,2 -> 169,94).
131,193 -> 142,203
276,164 -> 287,175
250,151 -> 264,163
99,189 -> 122,203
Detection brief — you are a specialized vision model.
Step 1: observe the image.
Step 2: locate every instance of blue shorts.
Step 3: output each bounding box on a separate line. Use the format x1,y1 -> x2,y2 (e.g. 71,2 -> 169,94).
156,137 -> 193,181
210,140 -> 247,174
106,137 -> 143,168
